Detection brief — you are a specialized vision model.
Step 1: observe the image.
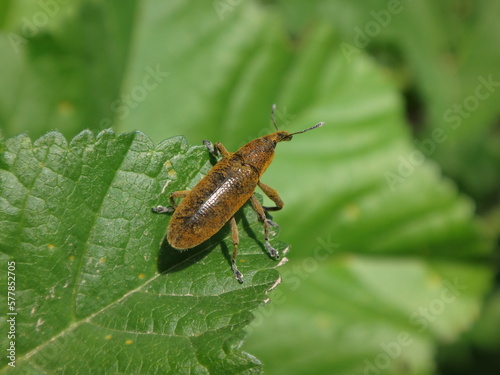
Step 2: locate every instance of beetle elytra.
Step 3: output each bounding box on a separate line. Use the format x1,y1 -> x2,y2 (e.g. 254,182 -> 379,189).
153,105 -> 324,283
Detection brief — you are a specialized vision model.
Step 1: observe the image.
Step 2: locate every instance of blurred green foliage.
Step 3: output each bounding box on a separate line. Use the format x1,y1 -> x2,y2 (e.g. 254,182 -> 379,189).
0,0 -> 498,374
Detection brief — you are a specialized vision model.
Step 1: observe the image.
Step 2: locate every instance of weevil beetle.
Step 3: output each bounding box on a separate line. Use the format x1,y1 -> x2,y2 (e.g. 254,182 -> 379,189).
153,105 -> 324,283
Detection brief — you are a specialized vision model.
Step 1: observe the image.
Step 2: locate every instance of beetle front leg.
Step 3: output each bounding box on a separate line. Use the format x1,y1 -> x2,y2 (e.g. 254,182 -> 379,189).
152,190 -> 190,214
250,195 -> 279,259
203,140 -> 231,158
258,181 -> 284,212
229,216 -> 244,283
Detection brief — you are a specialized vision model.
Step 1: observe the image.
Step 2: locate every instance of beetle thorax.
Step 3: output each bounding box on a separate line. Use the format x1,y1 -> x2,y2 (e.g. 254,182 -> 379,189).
235,136 -> 277,175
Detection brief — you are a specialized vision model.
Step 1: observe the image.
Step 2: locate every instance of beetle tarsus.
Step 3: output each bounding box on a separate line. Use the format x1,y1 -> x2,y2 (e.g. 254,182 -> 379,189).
152,205 -> 174,214
265,241 -> 280,259
266,219 -> 279,228
203,139 -> 217,156
232,261 -> 244,283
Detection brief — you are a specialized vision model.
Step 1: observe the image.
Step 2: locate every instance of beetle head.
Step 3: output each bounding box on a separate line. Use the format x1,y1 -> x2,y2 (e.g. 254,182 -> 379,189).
238,121 -> 324,175
268,131 -> 294,144
235,105 -> 324,175
268,122 -> 325,145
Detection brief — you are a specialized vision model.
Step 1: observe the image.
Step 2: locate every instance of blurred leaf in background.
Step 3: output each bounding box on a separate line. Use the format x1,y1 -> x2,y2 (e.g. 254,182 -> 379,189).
0,0 -> 498,374
272,0 -> 500,208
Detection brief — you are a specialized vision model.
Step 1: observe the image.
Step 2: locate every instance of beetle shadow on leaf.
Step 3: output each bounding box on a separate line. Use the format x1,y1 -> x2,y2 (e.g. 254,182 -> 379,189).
157,224 -> 232,275
236,207 -> 276,260
157,239 -> 212,275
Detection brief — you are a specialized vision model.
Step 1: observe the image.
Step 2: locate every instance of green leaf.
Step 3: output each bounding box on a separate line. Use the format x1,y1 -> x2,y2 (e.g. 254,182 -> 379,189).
0,130 -> 283,374
0,1 -> 495,374
244,258 -> 491,375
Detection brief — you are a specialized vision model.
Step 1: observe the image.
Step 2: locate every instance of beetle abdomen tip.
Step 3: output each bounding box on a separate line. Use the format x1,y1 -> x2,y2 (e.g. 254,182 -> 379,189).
167,230 -> 205,250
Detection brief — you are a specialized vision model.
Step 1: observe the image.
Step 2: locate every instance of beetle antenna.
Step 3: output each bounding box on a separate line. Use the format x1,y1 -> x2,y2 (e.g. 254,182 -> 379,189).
270,104 -> 279,131
291,122 -> 324,135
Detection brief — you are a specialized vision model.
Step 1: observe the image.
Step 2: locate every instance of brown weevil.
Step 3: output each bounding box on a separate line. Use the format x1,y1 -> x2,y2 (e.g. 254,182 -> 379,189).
153,105 -> 324,283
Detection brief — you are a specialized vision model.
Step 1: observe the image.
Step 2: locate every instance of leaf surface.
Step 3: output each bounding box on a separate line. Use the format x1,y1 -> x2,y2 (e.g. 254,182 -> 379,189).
0,130 -> 283,374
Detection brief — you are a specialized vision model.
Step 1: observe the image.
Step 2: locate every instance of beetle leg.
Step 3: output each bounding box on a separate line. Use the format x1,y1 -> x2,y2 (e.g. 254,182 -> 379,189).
203,140 -> 217,156
214,142 -> 231,158
250,195 -> 279,259
169,190 -> 190,208
203,140 -> 231,158
258,181 -> 284,212
151,190 -> 190,214
229,216 -> 244,283
151,205 -> 174,214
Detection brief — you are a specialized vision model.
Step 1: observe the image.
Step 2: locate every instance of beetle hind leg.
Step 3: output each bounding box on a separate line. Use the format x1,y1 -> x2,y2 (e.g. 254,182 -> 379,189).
229,216 -> 244,283
250,195 -> 280,259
